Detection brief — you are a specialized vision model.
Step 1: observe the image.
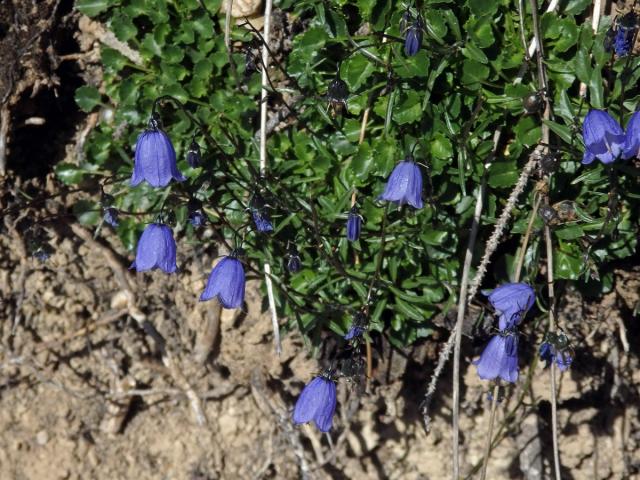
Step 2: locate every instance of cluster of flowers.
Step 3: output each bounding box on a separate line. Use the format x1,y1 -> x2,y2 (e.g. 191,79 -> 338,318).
126,116 -> 427,303
293,283 -> 574,432
127,121 -> 246,309
582,109 -> 640,165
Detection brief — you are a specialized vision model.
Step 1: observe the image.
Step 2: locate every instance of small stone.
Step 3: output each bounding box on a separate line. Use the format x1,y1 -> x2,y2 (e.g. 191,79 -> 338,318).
36,430 -> 48,446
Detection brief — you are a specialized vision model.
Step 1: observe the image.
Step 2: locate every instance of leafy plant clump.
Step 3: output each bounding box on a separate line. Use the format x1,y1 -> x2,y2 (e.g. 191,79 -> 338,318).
68,0 -> 639,436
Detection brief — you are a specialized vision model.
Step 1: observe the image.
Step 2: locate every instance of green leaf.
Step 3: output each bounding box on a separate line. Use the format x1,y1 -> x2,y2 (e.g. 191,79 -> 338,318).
488,161 -> 519,188
430,133 -> 453,160
589,68 -> 604,109
468,0 -> 500,16
462,59 -> 490,86
73,200 -> 101,226
74,86 -> 102,112
342,55 -> 375,91
55,163 -> 86,185
544,120 -> 573,145
76,0 -> 112,16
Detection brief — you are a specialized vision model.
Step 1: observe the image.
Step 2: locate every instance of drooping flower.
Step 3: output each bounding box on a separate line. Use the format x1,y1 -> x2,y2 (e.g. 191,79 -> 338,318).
378,159 -> 424,209
131,223 -> 178,273
186,140 -> 202,168
474,332 -> 519,383
623,110 -> 640,159
293,375 -> 337,432
404,18 -> 423,56
200,253 -> 245,309
346,207 -> 362,242
539,341 -> 573,372
252,210 -> 274,233
581,110 -> 625,165
103,207 -> 119,227
130,121 -> 186,188
486,283 -> 535,330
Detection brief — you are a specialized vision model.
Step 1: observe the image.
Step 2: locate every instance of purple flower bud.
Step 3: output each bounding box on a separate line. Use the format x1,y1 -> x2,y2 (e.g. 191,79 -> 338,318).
200,254 -> 245,309
186,140 -> 202,168
614,13 -> 638,57
293,376 -> 337,432
581,110 -> 625,165
103,207 -> 119,227
287,254 -> 301,273
346,208 -> 361,242
131,223 -> 178,273
131,129 -> 186,188
486,283 -> 535,330
188,210 -> 206,227
252,210 -> 273,233
378,160 -> 424,209
474,332 -> 519,383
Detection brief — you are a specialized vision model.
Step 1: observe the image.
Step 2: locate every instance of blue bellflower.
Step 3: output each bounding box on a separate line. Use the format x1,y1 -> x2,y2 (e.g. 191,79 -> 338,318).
293,376 -> 337,432
378,159 -> 424,209
487,282 -> 535,330
131,223 -> 178,273
474,332 -> 519,383
582,110 -> 625,165
346,208 -> 362,242
539,342 -> 573,372
623,110 -> 640,160
131,126 -> 186,188
252,210 -> 274,233
404,20 -> 423,56
200,254 -> 246,309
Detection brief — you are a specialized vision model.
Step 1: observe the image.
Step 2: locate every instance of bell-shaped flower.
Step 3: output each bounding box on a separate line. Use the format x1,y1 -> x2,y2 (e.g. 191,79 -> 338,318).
200,254 -> 245,309
131,127 -> 186,188
539,342 -> 573,372
623,110 -> 640,160
378,159 -> 424,209
404,20 -> 423,56
131,223 -> 178,273
486,283 -> 535,330
474,332 -> 519,383
581,110 -> 625,165
293,375 -> 337,432
346,208 -> 362,242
